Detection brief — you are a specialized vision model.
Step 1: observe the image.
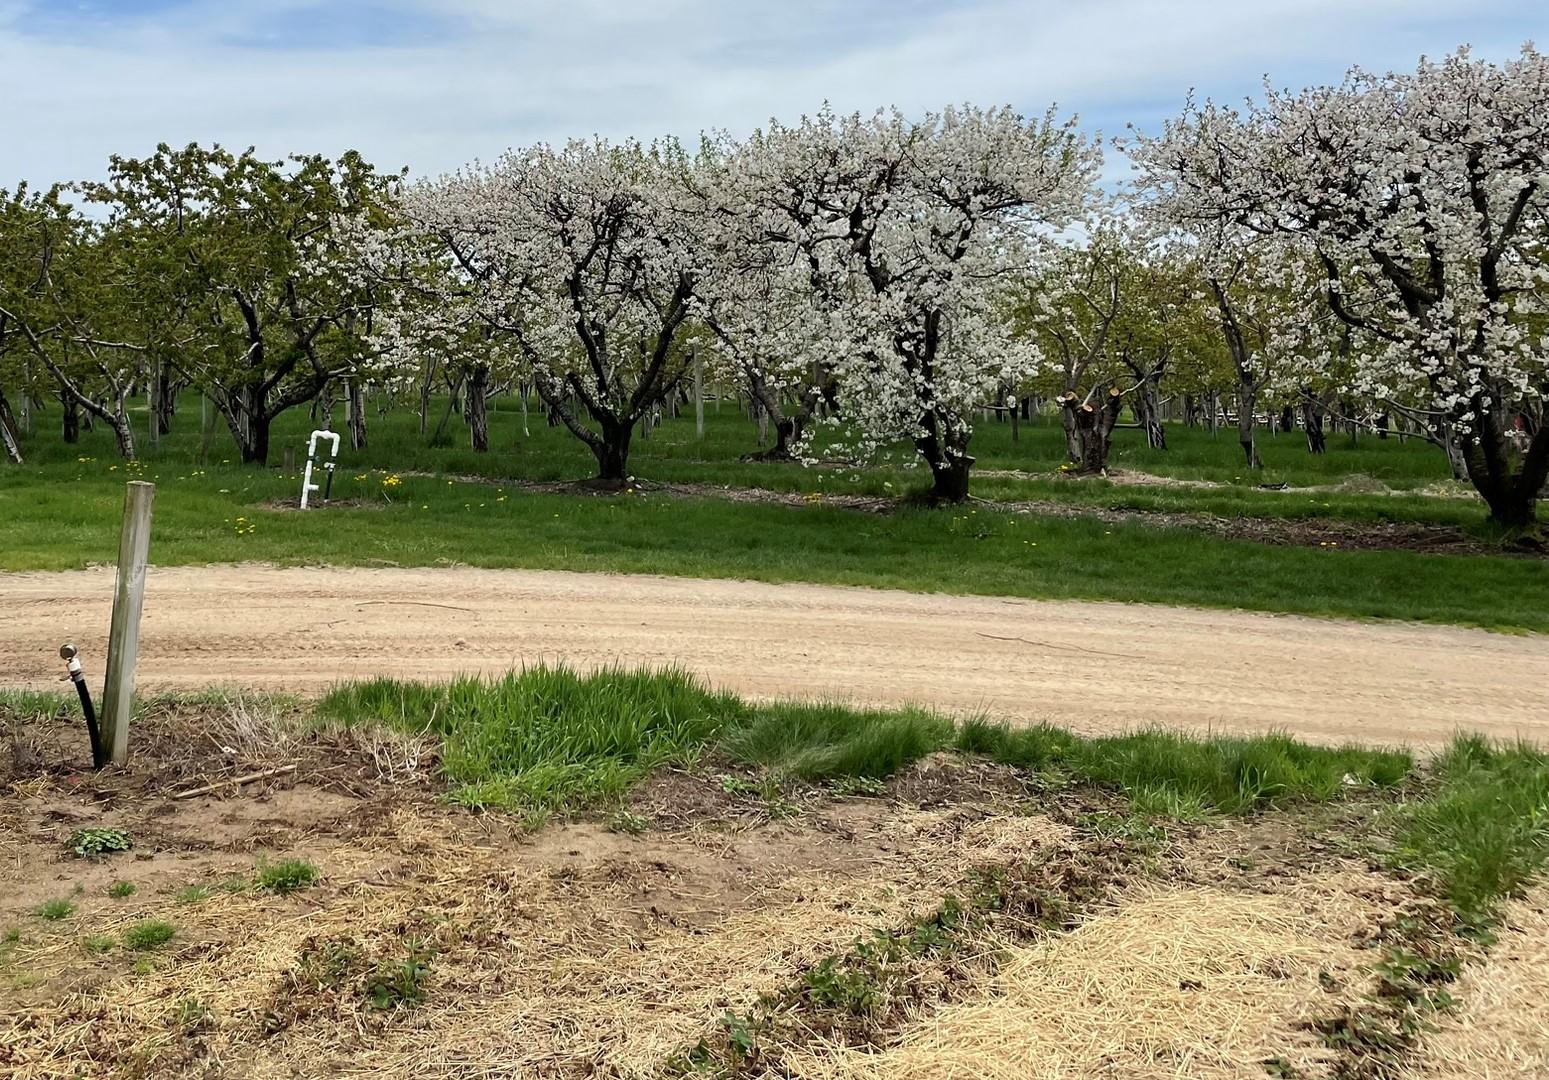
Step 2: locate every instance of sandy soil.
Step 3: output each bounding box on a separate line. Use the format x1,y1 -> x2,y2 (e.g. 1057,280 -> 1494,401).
3,564 -> 1546,748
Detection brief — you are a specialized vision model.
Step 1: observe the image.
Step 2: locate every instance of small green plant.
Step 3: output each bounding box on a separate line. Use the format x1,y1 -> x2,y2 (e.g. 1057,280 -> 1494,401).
762,794 -> 800,820
718,774 -> 758,796
176,885 -> 213,905
218,875 -> 248,893
830,775 -> 887,798
255,859 -> 320,894
123,920 -> 176,951
107,880 -> 136,899
293,936 -> 364,990
67,827 -> 132,858
174,996 -> 210,1027
83,935 -> 116,955
35,898 -> 76,921
2,927 -> 19,944
364,940 -> 433,1010
607,810 -> 650,835
720,1010 -> 757,1061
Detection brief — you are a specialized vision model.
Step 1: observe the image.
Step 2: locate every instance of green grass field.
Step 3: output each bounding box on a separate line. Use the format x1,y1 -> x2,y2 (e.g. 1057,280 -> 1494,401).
2,394 -> 1542,632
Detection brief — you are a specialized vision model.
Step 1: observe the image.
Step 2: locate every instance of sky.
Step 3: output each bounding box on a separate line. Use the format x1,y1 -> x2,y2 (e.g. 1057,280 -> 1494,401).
1,0 -> 1544,186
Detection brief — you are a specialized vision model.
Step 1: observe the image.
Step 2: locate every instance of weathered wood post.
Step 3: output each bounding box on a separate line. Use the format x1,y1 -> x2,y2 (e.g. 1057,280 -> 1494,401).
101,481 -> 155,766
692,345 -> 704,440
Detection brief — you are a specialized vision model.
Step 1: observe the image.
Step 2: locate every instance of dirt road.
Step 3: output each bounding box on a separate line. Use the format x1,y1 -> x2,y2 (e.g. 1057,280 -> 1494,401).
3,564 -> 1545,747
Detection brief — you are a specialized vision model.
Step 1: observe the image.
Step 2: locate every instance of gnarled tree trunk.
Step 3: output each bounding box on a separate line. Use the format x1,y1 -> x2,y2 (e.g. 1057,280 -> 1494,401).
345,377 -> 367,451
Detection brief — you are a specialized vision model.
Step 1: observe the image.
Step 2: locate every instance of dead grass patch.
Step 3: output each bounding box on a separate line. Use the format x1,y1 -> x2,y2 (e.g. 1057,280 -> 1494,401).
1409,886 -> 1549,1079
784,880 -> 1386,1080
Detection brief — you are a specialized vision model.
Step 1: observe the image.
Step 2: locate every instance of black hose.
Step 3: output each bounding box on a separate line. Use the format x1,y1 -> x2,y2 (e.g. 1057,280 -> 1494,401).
72,674 -> 105,769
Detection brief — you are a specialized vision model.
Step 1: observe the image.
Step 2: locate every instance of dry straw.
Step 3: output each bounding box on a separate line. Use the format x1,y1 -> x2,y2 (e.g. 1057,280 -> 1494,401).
2,804 -> 1065,1078
784,882 -> 1381,1080
1411,887 -> 1549,1079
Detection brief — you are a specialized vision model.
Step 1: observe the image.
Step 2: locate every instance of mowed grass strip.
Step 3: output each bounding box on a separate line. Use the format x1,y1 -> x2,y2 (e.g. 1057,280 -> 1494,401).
3,464 -> 1546,632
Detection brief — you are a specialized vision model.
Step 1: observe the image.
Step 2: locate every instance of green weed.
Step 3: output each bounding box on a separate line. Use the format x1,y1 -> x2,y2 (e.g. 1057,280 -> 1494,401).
255,859 -> 320,894
123,920 -> 176,951
34,898 -> 76,921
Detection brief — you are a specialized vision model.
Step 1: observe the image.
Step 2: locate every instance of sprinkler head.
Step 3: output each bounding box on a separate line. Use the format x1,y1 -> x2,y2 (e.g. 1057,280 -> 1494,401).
59,643 -> 78,661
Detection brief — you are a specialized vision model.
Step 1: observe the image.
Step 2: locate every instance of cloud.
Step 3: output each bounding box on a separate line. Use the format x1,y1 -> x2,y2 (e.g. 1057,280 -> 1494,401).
0,0 -> 1540,184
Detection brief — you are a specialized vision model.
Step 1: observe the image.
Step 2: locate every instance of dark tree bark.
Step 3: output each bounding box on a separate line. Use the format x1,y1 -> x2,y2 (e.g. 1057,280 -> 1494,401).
1061,388 -> 1125,474
465,364 -> 490,452
153,365 -> 176,437
1133,379 -> 1166,450
62,395 -> 79,443
1236,384 -> 1262,469
1279,404 -> 1296,435
0,387 -> 22,463
1299,390 -> 1326,454
1183,394 -> 1200,428
345,377 -> 367,451
740,372 -> 820,462
915,422 -> 974,503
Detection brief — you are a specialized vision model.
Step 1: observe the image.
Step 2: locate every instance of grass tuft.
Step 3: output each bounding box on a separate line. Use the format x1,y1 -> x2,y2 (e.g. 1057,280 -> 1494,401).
34,898 -> 76,921
122,920 -> 176,951
954,721 -> 1411,815
255,859 -> 320,894
318,665 -> 738,812
724,702 -> 953,782
1394,735 -> 1549,924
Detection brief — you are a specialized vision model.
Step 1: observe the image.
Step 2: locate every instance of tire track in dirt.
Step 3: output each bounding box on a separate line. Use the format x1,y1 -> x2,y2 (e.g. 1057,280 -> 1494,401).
2,564 -> 1546,748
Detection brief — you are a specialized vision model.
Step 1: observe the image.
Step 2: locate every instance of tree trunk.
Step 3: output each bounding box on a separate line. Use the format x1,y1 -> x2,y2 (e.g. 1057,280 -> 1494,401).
0,388 -> 22,463
1436,420 -> 1468,481
218,385 -> 275,465
107,409 -> 137,460
1062,389 -> 1124,474
466,365 -> 490,452
241,415 -> 271,465
1375,413 -> 1390,440
1236,385 -> 1262,468
62,396 -> 79,443
1300,392 -> 1326,454
1136,379 -> 1166,450
913,412 -> 974,503
591,417 -> 633,483
345,378 -> 367,451
1059,400 -> 1082,462
1279,405 -> 1295,436
1461,416 -> 1548,529
154,366 -> 175,437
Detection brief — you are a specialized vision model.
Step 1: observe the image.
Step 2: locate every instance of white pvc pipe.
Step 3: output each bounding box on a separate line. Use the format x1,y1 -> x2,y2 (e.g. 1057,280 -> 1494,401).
299,429 -> 342,509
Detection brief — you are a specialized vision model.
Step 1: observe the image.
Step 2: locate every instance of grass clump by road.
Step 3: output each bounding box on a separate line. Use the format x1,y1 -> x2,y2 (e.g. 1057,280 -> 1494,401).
724,702 -> 955,782
318,666 -> 738,812
956,723 -> 1413,814
318,666 -> 1414,818
1394,735 -> 1549,924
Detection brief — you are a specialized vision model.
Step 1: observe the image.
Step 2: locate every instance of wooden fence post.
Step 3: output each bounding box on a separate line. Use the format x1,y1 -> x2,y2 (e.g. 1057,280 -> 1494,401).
101,481 -> 155,766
